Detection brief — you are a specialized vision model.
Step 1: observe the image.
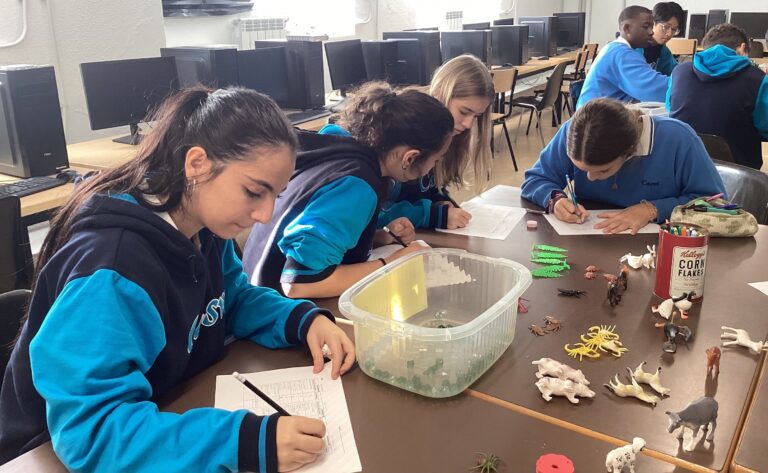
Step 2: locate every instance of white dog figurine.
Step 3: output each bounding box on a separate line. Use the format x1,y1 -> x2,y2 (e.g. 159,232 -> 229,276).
605,437 -> 645,473
532,358 -> 590,385
631,362 -> 671,396
721,326 -> 768,354
535,377 -> 595,404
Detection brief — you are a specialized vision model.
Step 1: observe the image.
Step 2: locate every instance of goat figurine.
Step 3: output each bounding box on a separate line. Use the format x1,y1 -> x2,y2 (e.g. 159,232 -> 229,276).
666,397 -> 718,452
721,326 -> 768,354
605,370 -> 661,406
532,358 -> 590,385
605,437 -> 645,473
631,362 -> 671,396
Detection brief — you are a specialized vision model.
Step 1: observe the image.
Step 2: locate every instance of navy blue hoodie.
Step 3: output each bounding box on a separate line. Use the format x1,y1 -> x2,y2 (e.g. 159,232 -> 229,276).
667,44 -> 768,169
0,193 -> 330,472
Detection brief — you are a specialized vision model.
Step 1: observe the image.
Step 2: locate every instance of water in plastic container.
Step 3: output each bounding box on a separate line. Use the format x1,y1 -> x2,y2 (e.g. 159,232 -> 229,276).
338,248 -> 532,398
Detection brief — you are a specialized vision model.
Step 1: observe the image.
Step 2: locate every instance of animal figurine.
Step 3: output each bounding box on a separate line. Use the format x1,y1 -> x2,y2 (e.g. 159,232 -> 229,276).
582,325 -> 628,357
532,358 -> 590,385
535,377 -> 595,404
640,244 -> 656,269
673,292 -> 695,319
605,437 -> 645,473
605,370 -> 661,406
666,397 -> 718,452
631,362 -> 671,396
721,326 -> 768,354
620,252 -> 643,269
470,452 -> 502,473
618,265 -> 629,290
651,297 -> 675,319
543,316 -> 562,332
564,343 -> 601,361
585,271 -> 599,279
706,347 -> 721,378
529,324 -> 547,336
585,265 -> 600,272
655,311 -> 693,353
558,288 -> 586,298
607,279 -> 623,307
517,297 -> 529,314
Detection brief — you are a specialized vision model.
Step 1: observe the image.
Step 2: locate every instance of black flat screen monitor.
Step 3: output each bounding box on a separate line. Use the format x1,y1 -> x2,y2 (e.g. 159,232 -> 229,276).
688,14 -> 707,41
463,22 -> 491,30
324,39 -> 368,95
491,25 -> 529,66
440,30 -> 491,66
236,47 -> 290,107
519,16 -> 558,57
80,57 -> 178,145
729,12 -> 768,39
706,10 -> 728,32
493,18 -> 515,26
553,12 -> 586,49
382,31 -> 442,85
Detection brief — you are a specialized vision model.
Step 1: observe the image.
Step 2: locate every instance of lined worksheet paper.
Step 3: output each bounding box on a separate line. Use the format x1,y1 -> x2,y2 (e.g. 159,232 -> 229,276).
436,201 -> 527,240
215,366 -> 361,473
544,210 -> 660,235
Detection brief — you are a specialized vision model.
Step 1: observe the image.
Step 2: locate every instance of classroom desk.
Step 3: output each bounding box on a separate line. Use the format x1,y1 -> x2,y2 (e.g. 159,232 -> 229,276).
513,50 -> 579,79
415,191 -> 768,472
731,357 -> 768,473
0,334 -> 680,472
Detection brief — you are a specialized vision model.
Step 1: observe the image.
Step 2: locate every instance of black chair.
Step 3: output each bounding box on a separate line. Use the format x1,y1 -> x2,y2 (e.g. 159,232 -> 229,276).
0,289 -> 31,389
698,133 -> 735,164
511,61 -> 568,147
0,196 -> 34,294
713,159 -> 768,224
490,67 -> 519,171
748,40 -> 764,59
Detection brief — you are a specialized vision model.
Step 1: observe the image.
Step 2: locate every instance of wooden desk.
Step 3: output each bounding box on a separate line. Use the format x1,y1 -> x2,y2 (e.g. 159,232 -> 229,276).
1,335 -> 678,472
513,50 -> 579,79
732,357 -> 768,473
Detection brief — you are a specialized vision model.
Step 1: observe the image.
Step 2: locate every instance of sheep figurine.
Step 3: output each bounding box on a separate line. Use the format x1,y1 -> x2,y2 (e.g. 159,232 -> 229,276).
535,377 -> 595,404
532,358 -> 590,385
605,437 -> 645,473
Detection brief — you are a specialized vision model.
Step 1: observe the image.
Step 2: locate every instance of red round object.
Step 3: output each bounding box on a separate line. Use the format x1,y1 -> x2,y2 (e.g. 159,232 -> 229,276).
536,453 -> 574,473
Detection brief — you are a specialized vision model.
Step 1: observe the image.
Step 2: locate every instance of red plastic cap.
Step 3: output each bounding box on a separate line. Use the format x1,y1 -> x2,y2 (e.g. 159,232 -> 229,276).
536,453 -> 575,473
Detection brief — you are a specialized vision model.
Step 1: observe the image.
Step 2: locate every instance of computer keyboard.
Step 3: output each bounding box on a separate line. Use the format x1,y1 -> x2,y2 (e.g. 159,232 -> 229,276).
0,175 -> 67,198
286,109 -> 332,125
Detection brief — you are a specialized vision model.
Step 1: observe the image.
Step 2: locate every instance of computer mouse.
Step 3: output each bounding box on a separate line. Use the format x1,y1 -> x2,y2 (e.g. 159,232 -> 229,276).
56,169 -> 82,183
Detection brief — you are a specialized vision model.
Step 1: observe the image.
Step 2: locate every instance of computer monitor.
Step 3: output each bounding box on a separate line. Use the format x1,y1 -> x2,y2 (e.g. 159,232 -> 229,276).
80,57 -> 179,145
706,10 -> 728,32
361,40 -> 401,82
688,14 -> 707,41
254,39 -> 325,110
493,18 -> 515,26
236,48 -> 290,107
160,45 -> 238,88
519,16 -> 558,57
382,31 -> 442,85
463,22 -> 491,30
553,12 -> 586,50
440,30 -> 492,66
404,27 -> 439,31
729,12 -> 768,39
491,25 -> 530,66
324,39 -> 368,95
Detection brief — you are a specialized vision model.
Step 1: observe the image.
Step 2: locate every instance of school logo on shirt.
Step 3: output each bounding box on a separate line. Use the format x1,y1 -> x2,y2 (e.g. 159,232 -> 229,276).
641,179 -> 660,186
187,292 -> 225,353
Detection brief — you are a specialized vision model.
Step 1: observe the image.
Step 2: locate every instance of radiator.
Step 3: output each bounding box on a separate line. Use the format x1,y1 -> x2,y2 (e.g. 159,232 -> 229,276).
236,17 -> 289,50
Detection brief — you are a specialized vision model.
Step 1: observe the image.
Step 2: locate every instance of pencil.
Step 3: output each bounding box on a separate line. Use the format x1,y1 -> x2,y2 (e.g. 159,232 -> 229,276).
232,372 -> 291,416
382,225 -> 407,247
440,186 -> 461,209
525,208 -> 546,215
565,174 -> 582,223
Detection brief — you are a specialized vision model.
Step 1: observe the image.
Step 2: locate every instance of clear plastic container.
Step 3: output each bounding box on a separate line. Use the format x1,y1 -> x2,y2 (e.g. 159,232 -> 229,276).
338,248 -> 532,398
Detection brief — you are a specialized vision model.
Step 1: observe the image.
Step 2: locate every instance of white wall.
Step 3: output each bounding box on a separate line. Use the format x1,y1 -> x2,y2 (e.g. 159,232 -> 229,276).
0,0 -> 166,144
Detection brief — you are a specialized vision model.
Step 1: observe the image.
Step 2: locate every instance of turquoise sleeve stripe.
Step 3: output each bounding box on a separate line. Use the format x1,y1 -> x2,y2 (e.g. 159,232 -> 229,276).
378,199 -> 432,229
221,240 -> 314,347
665,72 -> 673,111
278,176 -> 378,273
259,417 -> 268,473
30,269 -> 244,472
753,75 -> 768,140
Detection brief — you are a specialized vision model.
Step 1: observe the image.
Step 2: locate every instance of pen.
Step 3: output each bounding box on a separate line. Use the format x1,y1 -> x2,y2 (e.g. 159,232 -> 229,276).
232,372 -> 291,416
382,225 -> 407,247
565,174 -> 582,223
525,208 -> 547,214
440,186 -> 461,209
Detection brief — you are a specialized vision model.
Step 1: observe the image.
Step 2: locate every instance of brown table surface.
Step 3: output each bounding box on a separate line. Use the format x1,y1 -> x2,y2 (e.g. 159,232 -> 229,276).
0,331 -> 680,473
419,192 -> 768,472
732,356 -> 768,473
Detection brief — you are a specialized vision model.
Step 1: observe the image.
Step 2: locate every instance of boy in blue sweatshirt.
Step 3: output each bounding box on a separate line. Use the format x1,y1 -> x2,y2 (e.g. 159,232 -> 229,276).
667,23 -> 768,169
0,88 -> 355,472
635,2 -> 684,75
522,98 -> 725,234
577,6 -> 670,108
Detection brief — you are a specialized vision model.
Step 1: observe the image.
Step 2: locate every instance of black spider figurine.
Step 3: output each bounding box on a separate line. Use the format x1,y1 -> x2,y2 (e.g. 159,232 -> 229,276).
558,288 -> 586,298
654,311 -> 693,353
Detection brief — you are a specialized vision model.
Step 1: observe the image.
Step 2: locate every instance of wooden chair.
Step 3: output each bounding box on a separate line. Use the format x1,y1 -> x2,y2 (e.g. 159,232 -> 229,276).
490,67 -> 519,171
582,43 -> 599,67
667,38 -> 698,56
748,40 -> 764,59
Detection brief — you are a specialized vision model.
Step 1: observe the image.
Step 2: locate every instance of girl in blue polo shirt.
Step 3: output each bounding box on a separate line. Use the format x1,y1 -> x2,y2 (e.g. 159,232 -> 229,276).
522,98 -> 725,234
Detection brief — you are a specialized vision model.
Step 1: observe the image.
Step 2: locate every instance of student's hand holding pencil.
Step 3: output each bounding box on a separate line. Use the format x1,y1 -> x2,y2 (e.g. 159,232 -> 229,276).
306,316 -> 356,379
381,217 -> 415,245
276,416 -> 326,471
552,197 -> 589,224
446,206 -> 472,229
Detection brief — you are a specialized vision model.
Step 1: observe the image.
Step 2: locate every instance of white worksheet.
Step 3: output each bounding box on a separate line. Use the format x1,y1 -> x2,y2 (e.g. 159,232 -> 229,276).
215,366 -> 361,473
748,281 -> 768,297
544,210 -> 660,235
436,201 -> 527,240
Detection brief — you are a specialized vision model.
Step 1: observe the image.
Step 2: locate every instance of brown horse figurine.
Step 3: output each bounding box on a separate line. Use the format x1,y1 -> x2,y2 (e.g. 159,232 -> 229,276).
706,346 -> 721,377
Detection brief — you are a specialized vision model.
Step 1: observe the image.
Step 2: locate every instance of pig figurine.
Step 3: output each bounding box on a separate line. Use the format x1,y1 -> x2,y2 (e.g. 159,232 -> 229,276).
666,397 -> 718,452
535,377 -> 595,404
532,358 -> 591,385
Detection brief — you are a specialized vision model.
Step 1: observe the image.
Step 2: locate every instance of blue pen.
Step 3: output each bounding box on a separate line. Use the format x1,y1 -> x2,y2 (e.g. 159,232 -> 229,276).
565,174 -> 582,222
